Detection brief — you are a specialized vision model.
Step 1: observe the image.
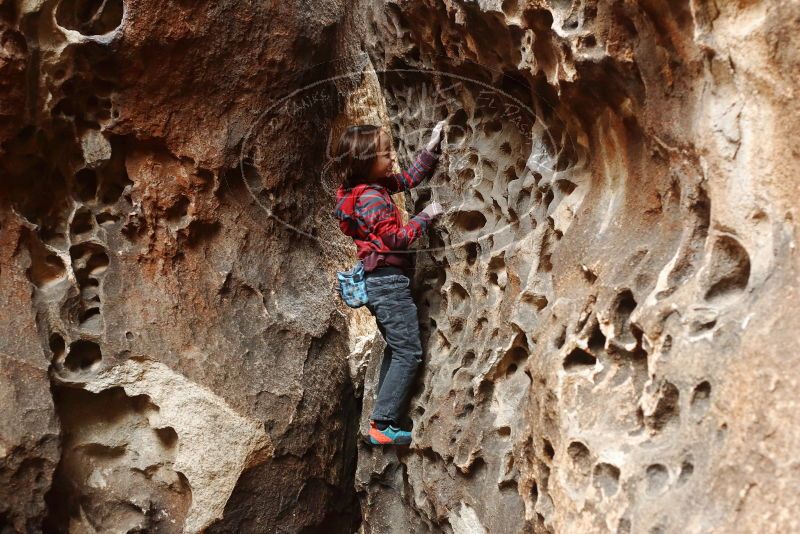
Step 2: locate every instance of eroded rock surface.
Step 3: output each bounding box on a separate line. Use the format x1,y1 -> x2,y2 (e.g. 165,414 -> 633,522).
349,1 -> 800,533
1,0 -> 360,532
1,0 -> 798,532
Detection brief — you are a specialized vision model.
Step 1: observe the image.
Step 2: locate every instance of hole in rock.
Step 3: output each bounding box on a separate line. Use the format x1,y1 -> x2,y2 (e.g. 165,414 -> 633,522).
78,307 -> 102,330
501,0 -> 519,17
567,441 -> 591,475
521,292 -> 548,311
453,210 -> 486,233
185,220 -> 221,247
461,350 -> 476,368
587,322 -> 606,352
475,317 -> 488,335
64,339 -> 102,371
56,0 -> 124,35
451,319 -> 464,334
488,254 -> 506,286
703,236 -> 750,303
503,166 -> 517,184
539,253 -> 553,273
155,426 -> 178,448
483,119 -> 503,136
53,98 -> 76,118
166,195 -> 190,222
80,283 -> 99,301
459,168 -> 476,184
70,242 -> 109,279
448,282 -> 469,311
446,109 -> 469,146
95,211 -> 118,225
70,208 -> 94,236
690,381 -> 711,417
543,187 -> 554,209
645,464 -> 669,495
554,325 -> 567,349
83,278 -> 99,288
196,169 -> 214,188
678,460 -> 694,485
481,159 -> 497,179
27,245 -> 67,288
555,179 -> 577,195
49,333 -> 66,360
613,289 -> 637,326
645,381 -> 680,431
98,167 -> 133,205
543,439 -> 555,460
73,168 -> 98,202
477,380 -> 494,400
690,318 -> 716,334
611,289 -> 638,344
564,348 -> 596,371
593,462 -> 621,497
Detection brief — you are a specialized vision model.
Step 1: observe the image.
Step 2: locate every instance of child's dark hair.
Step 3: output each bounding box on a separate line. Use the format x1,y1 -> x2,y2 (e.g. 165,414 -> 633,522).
332,124 -> 383,189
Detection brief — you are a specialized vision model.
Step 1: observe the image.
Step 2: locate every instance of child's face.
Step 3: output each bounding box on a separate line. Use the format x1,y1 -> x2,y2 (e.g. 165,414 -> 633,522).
369,129 -> 395,180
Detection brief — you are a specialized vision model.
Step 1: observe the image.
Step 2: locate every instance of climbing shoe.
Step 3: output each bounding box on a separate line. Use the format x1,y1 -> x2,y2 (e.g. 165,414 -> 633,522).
366,420 -> 412,446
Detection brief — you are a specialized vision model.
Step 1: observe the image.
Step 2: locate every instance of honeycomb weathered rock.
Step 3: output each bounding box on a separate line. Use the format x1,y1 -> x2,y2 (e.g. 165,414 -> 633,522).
1,0 -> 798,532
349,1 -> 800,532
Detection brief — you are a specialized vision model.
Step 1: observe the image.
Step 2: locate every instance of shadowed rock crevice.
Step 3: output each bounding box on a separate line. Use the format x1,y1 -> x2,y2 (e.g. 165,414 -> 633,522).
2,0 -> 362,531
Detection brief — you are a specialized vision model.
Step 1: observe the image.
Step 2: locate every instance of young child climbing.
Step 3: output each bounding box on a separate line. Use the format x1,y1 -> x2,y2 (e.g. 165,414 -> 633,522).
332,120 -> 447,446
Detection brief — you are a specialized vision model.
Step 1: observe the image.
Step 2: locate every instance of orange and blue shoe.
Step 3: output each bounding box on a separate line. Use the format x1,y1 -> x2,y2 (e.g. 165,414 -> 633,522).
367,420 -> 412,446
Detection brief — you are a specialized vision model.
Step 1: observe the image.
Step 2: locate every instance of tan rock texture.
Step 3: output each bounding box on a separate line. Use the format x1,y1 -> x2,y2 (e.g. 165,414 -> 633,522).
351,1 -> 800,533
1,0 -> 799,533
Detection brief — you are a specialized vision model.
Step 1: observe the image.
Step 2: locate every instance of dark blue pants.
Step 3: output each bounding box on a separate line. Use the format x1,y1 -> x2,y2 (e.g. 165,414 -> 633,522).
364,266 -> 423,424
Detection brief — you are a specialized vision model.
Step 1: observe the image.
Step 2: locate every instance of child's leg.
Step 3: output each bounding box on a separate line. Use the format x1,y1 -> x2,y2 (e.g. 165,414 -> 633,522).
366,276 -> 423,425
368,306 -> 394,394
377,329 -> 393,392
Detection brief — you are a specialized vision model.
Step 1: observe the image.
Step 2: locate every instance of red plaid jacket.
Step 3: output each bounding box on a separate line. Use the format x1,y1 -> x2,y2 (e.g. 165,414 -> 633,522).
333,149 -> 439,271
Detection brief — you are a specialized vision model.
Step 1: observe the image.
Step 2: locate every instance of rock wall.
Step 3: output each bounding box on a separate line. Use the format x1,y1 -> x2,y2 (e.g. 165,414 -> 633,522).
351,1 -> 800,533
1,0 -> 798,532
1,0 -> 362,531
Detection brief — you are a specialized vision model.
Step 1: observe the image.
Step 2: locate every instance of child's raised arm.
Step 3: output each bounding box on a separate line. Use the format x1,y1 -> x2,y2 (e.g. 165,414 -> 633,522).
382,119 -> 447,194
382,149 -> 439,194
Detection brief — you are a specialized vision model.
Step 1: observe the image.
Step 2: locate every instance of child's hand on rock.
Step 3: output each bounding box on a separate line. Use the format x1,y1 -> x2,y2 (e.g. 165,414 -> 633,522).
426,120 -> 448,152
421,201 -> 445,219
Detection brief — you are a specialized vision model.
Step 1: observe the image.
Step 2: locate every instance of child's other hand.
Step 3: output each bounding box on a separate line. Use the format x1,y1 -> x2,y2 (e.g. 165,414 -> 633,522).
421,201 -> 444,219
426,120 -> 447,152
